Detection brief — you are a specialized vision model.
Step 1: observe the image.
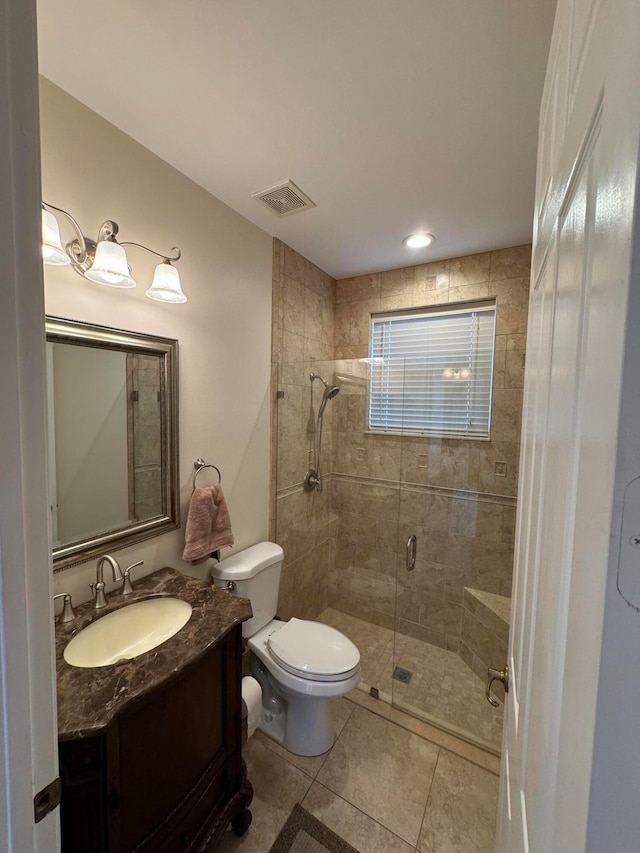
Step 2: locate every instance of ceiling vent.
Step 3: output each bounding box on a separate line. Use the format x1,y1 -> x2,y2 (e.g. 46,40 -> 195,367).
251,180 -> 316,217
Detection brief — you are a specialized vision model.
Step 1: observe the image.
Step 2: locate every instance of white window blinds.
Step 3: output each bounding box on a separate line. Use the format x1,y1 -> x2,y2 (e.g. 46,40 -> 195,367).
368,302 -> 496,438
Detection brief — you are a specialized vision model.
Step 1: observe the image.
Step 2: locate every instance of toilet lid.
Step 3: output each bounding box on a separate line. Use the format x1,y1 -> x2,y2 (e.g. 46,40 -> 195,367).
267,618 -> 360,682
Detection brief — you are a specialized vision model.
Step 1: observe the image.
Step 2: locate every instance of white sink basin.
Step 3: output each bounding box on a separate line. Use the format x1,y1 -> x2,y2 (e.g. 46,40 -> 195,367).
64,597 -> 193,668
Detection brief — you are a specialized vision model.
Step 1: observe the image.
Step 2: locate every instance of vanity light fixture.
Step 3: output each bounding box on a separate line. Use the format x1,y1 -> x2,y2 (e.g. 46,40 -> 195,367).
403,232 -> 435,249
41,202 -> 187,303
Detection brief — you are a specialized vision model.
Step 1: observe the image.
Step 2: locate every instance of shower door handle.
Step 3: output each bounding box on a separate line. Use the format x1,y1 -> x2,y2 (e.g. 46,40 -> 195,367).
486,665 -> 509,707
406,535 -> 417,572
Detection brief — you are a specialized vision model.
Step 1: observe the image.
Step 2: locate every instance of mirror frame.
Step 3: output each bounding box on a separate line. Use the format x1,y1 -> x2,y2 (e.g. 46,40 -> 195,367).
46,316 -> 180,572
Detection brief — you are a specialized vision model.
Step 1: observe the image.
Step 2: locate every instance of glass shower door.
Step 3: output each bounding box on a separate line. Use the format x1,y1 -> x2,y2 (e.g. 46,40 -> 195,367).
389,335 -> 505,752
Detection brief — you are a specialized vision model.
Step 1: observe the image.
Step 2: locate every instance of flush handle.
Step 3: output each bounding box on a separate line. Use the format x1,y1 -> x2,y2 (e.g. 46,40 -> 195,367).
486,665 -> 509,707
406,535 -> 417,572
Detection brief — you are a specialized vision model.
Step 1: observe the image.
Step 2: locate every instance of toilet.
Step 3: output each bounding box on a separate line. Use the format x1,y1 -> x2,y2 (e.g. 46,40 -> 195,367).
211,542 -> 360,756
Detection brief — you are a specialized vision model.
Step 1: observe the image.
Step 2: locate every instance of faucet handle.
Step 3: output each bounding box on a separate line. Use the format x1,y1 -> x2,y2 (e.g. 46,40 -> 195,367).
53,592 -> 76,623
90,581 -> 107,609
121,560 -> 144,595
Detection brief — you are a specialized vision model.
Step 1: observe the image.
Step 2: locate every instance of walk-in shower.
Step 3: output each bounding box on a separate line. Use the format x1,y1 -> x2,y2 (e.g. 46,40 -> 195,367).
273,243 -> 529,756
304,372 -> 339,493
276,357 -> 508,752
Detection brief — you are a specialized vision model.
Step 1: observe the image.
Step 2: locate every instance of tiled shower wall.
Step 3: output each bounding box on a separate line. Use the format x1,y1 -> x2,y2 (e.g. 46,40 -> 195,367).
271,240 -> 337,620
272,239 -> 530,653
329,245 -> 530,652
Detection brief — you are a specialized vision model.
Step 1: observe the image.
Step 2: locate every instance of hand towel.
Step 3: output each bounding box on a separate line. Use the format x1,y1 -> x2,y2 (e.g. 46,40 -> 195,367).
182,484 -> 234,563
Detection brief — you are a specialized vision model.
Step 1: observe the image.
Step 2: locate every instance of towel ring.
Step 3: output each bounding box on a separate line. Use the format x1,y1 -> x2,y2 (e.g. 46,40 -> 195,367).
192,458 -> 222,490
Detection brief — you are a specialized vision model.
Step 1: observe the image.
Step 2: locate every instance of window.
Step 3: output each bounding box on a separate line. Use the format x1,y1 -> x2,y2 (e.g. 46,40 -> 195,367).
367,301 -> 496,438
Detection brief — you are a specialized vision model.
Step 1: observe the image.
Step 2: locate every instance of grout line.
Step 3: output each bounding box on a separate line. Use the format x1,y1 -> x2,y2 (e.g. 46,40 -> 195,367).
306,779 -> 421,850
254,698 -> 357,782
390,695 -> 501,760
415,749 -> 441,853
254,733 -> 316,781
346,689 -> 500,776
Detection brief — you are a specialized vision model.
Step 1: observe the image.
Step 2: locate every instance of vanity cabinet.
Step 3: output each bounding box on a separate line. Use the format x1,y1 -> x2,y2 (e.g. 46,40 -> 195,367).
59,624 -> 252,852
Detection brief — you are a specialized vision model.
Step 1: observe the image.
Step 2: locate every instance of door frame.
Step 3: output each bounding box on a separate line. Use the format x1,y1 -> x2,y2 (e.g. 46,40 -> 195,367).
498,0 -> 640,849
0,0 -> 60,849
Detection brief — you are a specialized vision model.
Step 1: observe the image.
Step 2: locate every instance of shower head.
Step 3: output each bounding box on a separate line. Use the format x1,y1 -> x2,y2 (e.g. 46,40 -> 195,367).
318,384 -> 340,420
323,384 -> 340,401
310,372 -> 340,406
310,372 -> 340,399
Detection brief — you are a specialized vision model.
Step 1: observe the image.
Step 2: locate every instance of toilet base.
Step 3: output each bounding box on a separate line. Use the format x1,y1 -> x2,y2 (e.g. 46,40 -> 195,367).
280,693 -> 334,756
256,695 -> 334,756
250,653 -> 338,756
257,705 -> 286,745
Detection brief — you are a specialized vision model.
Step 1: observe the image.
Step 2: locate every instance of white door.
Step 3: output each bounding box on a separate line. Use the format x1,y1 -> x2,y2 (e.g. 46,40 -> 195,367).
498,0 -> 640,850
0,0 -> 61,850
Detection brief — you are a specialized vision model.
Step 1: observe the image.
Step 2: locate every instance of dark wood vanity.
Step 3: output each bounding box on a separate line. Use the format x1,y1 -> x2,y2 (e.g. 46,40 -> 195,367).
56,570 -> 253,852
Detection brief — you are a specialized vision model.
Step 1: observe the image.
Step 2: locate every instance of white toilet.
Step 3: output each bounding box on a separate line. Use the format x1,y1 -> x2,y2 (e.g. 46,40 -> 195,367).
211,542 -> 360,756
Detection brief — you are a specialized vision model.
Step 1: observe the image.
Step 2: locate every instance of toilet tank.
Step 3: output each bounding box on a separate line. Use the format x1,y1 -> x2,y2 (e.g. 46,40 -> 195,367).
210,542 -> 284,637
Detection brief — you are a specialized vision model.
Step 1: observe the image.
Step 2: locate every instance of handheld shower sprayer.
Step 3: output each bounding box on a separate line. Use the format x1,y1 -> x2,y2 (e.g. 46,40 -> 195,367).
305,372 -> 340,492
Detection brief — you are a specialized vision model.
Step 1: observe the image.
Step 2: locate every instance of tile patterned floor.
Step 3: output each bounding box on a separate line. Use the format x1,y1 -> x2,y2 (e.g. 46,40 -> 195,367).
218,699 -> 499,853
318,608 -> 504,750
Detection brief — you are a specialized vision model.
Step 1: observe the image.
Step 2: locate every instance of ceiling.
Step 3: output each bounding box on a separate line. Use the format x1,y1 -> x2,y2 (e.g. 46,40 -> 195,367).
36,0 -> 556,279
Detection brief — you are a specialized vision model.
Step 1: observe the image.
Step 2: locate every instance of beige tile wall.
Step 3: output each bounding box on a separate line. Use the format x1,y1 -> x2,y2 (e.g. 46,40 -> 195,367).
272,241 -> 530,653
327,245 -> 530,649
461,588 -> 511,701
127,353 -> 163,521
272,240 -> 337,620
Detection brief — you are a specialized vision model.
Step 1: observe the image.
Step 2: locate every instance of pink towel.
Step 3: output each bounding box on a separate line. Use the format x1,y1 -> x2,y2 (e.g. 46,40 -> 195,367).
182,485 -> 234,563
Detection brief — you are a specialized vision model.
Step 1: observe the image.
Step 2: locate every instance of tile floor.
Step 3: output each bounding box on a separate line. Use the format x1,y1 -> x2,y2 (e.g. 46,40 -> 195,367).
318,608 -> 503,750
218,698 -> 499,853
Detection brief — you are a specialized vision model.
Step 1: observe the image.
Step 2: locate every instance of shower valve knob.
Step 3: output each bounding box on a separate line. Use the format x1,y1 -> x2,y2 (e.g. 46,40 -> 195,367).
303,469 -> 321,493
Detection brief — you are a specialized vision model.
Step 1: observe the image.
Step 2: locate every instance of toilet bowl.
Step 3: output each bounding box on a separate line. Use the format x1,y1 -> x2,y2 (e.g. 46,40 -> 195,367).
248,618 -> 360,755
211,542 -> 361,756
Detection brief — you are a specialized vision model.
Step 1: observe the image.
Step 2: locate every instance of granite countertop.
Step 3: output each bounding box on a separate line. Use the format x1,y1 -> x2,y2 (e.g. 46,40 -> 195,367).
56,567 -> 252,741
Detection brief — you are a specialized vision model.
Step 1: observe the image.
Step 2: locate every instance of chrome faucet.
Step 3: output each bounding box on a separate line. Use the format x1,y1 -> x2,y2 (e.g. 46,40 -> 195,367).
90,554 -> 124,609
53,592 -> 76,623
121,560 -> 144,595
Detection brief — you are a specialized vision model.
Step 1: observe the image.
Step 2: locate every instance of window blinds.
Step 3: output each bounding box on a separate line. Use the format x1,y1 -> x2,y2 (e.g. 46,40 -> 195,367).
368,303 -> 496,438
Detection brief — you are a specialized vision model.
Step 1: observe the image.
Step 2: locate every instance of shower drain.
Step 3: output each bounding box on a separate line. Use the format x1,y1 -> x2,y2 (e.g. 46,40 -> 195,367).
393,666 -> 413,684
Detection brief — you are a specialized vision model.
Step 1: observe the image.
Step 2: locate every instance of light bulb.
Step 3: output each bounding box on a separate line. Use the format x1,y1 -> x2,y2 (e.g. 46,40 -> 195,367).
403,233 -> 435,249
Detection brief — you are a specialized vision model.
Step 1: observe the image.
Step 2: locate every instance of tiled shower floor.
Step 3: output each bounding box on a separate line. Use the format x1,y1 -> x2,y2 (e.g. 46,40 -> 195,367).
318,608 -> 503,750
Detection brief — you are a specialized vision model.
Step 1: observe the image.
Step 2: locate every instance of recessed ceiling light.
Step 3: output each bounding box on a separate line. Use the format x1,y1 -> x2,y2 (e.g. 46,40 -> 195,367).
403,233 -> 435,249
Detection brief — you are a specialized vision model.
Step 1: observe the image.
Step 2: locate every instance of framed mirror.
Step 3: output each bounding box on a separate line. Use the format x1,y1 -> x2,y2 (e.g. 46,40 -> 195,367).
46,317 -> 180,571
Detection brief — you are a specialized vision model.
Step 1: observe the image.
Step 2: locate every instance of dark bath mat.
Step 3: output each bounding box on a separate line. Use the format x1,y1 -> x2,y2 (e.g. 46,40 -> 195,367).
268,803 -> 359,853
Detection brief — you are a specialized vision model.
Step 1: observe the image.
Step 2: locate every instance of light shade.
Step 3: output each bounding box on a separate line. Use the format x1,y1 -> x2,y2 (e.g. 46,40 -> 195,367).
403,232 -> 435,249
42,209 -> 70,266
145,262 -> 187,303
85,240 -> 136,288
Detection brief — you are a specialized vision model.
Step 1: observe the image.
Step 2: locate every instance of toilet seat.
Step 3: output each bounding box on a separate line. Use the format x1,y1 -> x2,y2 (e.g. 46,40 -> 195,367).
267,618 -> 360,683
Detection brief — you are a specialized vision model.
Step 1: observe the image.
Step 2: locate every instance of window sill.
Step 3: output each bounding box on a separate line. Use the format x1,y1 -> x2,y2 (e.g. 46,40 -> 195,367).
363,429 -> 492,442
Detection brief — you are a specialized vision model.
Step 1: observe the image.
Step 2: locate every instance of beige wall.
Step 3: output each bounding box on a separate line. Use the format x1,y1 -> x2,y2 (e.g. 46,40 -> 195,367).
42,78 -> 273,603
